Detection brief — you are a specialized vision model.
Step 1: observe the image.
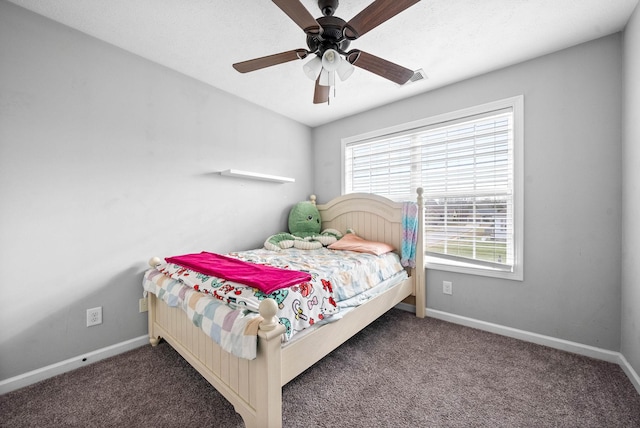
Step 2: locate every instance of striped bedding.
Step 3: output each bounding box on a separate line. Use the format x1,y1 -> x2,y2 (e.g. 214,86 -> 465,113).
142,247 -> 406,359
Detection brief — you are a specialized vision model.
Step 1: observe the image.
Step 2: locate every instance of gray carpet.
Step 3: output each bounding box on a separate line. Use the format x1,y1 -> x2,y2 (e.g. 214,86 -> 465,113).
2,309 -> 639,427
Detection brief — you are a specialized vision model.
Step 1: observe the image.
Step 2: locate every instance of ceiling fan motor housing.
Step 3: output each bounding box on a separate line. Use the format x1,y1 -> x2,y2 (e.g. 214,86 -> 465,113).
306,16 -> 350,56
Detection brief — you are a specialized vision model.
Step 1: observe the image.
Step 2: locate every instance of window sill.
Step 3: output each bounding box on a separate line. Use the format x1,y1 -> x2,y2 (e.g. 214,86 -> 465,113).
425,256 -> 523,281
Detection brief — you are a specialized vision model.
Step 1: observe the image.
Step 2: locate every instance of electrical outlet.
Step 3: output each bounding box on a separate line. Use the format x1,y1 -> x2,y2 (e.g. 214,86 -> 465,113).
86,307 -> 102,327
443,281 -> 453,295
139,297 -> 148,313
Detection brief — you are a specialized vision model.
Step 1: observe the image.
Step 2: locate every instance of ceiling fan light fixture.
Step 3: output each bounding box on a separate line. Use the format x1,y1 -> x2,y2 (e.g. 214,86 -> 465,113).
303,56 -> 323,80
336,58 -> 354,81
321,49 -> 341,72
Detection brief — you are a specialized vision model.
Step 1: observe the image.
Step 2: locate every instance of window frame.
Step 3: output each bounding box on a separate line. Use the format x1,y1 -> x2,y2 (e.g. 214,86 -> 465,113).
341,96 -> 524,281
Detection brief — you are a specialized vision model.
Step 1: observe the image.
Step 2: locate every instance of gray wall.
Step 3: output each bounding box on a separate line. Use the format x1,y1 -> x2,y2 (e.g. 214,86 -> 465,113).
622,4 -> 640,377
313,35 -> 624,351
0,2 -> 313,380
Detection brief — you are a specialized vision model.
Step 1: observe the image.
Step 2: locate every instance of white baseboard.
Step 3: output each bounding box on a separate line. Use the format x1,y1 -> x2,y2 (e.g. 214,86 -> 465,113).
619,353 -> 640,395
0,335 -> 149,395
395,303 -> 640,394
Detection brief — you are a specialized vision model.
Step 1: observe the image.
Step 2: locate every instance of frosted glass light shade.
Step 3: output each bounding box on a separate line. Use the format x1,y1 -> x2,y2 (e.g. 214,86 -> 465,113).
337,59 -> 354,81
321,49 -> 341,72
303,56 -> 322,80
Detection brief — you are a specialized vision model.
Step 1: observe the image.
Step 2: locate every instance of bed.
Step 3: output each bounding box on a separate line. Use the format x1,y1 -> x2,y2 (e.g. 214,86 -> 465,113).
143,189 -> 425,428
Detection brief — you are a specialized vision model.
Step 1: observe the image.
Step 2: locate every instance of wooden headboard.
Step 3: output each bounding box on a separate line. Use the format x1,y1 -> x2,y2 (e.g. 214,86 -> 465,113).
316,193 -> 405,252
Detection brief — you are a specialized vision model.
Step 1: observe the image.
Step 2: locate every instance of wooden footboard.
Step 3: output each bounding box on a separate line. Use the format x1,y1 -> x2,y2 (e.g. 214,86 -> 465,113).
148,292 -> 286,428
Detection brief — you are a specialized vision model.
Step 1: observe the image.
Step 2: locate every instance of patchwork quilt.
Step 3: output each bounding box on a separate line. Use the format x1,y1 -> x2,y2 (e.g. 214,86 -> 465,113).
143,269 -> 262,359
143,247 -> 405,359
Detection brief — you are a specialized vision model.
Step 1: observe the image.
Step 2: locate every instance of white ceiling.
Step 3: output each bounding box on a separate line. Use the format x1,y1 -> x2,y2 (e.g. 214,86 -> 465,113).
8,0 -> 639,127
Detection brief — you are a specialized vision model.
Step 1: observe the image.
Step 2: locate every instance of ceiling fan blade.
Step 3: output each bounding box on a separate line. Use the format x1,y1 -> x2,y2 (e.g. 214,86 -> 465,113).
313,77 -> 329,104
344,0 -> 420,39
233,49 -> 308,73
346,50 -> 414,85
272,0 -> 322,35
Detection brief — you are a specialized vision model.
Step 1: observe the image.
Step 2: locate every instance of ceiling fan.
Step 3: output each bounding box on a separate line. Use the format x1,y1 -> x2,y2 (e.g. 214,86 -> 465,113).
232,0 -> 421,104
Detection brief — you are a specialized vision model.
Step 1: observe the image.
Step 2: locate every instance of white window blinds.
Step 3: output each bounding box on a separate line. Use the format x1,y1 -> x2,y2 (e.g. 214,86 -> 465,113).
344,100 -> 522,276
421,109 -> 513,269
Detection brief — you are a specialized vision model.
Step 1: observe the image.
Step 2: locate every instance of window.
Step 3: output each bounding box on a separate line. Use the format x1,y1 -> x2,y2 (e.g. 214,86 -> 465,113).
343,96 -> 523,280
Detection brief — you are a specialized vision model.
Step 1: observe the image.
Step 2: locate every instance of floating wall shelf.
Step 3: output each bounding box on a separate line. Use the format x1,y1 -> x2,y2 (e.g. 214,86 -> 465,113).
220,169 -> 295,184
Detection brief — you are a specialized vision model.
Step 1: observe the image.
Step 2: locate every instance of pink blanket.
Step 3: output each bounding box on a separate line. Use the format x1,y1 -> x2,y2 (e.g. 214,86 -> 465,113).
165,252 -> 311,294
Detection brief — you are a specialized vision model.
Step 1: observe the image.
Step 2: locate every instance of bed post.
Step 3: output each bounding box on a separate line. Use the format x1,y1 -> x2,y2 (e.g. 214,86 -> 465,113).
147,294 -> 161,346
148,257 -> 162,346
415,188 -> 426,318
252,299 -> 286,428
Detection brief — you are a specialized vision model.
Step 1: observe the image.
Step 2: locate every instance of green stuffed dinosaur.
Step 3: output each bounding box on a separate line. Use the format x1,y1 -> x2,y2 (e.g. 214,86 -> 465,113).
264,201 -> 342,251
